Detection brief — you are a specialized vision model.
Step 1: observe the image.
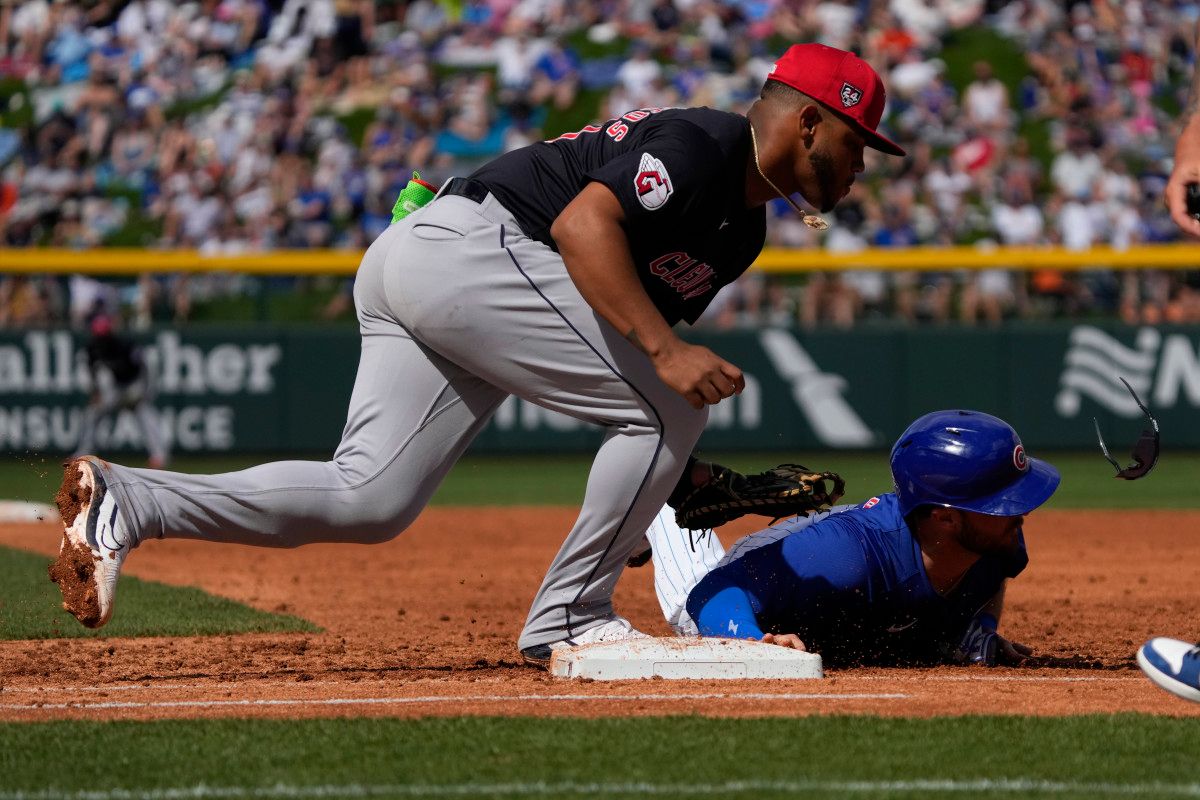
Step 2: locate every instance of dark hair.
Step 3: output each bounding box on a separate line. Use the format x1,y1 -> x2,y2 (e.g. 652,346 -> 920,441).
759,79 -> 818,109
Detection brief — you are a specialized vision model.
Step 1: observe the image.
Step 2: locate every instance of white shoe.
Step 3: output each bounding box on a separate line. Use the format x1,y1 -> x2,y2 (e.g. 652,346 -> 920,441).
1138,637 -> 1200,703
561,615 -> 649,647
521,615 -> 648,667
48,459 -> 131,628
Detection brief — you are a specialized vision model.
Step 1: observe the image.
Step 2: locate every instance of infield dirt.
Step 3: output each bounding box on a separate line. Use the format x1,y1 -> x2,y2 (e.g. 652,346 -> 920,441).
2,508 -> 1198,720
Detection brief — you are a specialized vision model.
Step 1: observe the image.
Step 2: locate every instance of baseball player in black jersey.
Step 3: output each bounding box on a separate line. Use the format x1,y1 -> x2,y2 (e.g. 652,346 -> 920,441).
50,44 -> 905,667
73,314 -> 169,469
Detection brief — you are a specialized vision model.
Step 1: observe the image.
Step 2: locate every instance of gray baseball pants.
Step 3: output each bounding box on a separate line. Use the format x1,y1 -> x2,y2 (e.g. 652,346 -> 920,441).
92,191 -> 708,649
73,372 -> 169,466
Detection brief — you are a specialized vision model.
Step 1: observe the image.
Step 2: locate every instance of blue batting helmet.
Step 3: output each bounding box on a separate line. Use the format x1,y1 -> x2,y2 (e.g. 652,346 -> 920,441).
890,410 -> 1060,517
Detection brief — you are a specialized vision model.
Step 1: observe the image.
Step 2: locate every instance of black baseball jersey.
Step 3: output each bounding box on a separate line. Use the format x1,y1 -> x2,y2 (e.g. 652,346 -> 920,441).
469,107 -> 766,325
87,334 -> 144,386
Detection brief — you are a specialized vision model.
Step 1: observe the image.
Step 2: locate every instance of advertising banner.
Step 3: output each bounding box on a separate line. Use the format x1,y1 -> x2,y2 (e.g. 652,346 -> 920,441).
1,325 -> 1197,455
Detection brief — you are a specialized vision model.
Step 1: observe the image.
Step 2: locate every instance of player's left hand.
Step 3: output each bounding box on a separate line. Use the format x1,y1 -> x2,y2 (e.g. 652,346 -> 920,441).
996,638 -> 1035,665
762,632 -> 806,650
954,615 -> 1035,667
673,462 -> 846,530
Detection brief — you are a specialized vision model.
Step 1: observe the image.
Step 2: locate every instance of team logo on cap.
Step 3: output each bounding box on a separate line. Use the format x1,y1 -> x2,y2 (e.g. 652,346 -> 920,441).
1013,444 -> 1028,471
840,82 -> 863,108
634,152 -> 673,210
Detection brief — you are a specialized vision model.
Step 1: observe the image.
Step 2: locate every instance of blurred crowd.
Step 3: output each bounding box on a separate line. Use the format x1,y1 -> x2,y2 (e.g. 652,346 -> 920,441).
1,0 -> 1198,330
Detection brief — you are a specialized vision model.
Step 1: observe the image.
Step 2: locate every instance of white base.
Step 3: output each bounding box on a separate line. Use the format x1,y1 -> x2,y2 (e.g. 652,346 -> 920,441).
549,636 -> 823,680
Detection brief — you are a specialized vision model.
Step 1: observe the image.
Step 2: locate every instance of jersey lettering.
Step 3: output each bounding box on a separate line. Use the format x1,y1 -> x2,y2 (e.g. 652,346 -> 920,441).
635,152 -> 673,209
549,108 -> 664,144
675,264 -> 710,291
648,251 -> 714,299
606,120 -> 630,141
549,124 -> 602,142
648,252 -> 693,277
682,277 -> 714,300
663,262 -> 697,282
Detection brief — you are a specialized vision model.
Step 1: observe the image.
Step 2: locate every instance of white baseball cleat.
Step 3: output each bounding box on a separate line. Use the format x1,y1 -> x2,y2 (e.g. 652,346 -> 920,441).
1138,637 -> 1200,703
521,615 -> 649,668
48,459 -> 132,628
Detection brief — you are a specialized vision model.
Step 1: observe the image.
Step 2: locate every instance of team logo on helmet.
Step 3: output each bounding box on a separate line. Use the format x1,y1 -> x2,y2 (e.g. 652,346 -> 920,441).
634,152 -> 673,210
1013,444 -> 1028,471
840,82 -> 863,108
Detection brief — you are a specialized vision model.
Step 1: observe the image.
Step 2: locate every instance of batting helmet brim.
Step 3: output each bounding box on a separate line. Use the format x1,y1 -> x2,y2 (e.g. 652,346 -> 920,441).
950,457 -> 1061,517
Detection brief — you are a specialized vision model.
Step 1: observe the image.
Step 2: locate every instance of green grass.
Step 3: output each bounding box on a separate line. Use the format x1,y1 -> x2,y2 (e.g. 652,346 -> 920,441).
3,451 -> 1196,510
0,545 -> 318,640
0,715 -> 1196,799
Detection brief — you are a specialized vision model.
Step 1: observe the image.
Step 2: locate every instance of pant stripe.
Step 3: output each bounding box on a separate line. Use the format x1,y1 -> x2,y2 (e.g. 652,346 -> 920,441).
501,224 -> 665,638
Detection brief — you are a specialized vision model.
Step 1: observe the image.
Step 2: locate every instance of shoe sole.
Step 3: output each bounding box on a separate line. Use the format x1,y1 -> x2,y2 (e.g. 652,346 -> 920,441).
47,460 -> 113,628
1137,647 -> 1200,703
521,646 -> 553,669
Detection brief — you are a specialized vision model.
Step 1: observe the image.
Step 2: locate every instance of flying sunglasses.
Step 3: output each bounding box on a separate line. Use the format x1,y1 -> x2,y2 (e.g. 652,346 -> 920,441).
1093,377 -> 1160,480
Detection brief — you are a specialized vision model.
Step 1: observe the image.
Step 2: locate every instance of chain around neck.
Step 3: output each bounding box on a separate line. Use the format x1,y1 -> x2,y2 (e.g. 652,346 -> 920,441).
749,122 -> 829,230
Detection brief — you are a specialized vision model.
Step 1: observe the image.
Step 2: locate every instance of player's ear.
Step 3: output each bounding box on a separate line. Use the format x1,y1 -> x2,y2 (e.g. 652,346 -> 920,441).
927,506 -> 963,532
797,105 -> 821,144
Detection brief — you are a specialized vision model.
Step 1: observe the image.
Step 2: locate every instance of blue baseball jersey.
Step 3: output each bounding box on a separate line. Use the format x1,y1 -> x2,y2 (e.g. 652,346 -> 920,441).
684,494 -> 1028,664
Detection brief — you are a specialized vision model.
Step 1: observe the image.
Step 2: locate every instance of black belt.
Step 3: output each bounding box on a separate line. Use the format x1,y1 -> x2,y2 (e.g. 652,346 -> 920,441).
441,176 -> 491,204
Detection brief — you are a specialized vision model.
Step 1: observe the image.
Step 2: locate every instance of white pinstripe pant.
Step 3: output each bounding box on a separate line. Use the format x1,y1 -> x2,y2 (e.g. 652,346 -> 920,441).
645,506 -> 726,635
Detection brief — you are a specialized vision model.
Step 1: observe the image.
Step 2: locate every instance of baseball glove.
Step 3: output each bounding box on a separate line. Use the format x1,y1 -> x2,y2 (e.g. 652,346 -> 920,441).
674,463 -> 846,530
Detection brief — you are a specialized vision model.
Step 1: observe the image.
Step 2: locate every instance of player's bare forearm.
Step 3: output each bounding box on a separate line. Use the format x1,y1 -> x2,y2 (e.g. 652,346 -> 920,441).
1166,19 -> 1200,236
551,189 -> 678,357
1178,20 -> 1200,148
1186,20 -> 1200,122
552,184 -> 745,408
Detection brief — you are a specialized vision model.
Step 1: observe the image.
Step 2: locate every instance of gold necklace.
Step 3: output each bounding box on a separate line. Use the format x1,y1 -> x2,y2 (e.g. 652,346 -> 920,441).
749,122 -> 829,230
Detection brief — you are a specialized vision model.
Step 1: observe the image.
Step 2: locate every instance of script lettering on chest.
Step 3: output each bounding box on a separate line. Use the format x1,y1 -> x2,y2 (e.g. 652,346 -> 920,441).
648,252 -> 715,300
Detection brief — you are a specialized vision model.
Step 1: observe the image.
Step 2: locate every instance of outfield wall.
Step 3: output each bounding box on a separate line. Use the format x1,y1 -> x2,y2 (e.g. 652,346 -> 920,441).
1,324 -> 1197,455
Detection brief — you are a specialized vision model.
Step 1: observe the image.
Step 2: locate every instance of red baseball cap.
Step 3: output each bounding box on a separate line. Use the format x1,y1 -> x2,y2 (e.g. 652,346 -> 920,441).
767,44 -> 906,157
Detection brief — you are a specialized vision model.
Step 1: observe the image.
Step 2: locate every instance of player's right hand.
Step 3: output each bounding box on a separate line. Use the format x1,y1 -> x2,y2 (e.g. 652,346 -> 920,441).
762,633 -> 807,650
651,341 -> 744,409
1165,122 -> 1200,237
